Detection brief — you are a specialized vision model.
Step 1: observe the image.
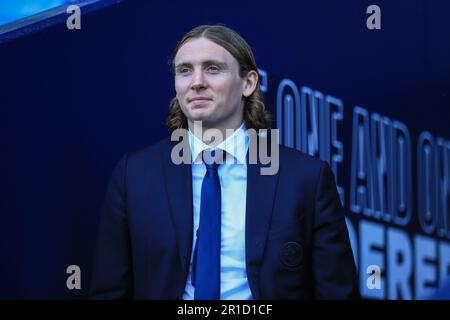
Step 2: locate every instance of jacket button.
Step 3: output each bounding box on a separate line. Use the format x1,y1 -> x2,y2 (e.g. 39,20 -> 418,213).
280,241 -> 303,268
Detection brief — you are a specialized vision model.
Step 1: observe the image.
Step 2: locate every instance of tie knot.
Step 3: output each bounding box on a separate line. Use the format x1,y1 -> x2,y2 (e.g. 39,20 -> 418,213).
202,149 -> 223,172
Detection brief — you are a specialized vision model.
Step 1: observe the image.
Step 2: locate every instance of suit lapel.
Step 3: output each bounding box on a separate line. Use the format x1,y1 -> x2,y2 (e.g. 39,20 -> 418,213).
163,138 -> 193,279
245,134 -> 280,300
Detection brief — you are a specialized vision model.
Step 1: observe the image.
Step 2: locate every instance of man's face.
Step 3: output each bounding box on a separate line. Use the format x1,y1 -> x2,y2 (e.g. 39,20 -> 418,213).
174,37 -> 247,130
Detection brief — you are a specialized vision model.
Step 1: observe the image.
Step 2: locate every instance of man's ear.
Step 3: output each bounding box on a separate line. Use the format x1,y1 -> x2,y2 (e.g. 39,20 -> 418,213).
242,70 -> 259,97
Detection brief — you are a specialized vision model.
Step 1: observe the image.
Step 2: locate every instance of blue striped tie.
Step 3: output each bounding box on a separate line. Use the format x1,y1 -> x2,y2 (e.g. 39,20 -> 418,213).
192,150 -> 222,300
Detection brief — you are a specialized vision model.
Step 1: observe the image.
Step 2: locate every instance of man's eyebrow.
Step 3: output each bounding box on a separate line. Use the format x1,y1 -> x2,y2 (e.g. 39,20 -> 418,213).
174,60 -> 228,69
174,62 -> 191,69
202,60 -> 228,68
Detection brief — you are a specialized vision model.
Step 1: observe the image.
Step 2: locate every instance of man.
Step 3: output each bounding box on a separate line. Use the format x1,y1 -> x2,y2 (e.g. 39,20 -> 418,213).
90,24 -> 359,299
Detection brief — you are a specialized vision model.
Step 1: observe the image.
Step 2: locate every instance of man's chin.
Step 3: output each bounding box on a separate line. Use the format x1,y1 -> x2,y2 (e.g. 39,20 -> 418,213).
187,116 -> 219,129
187,112 -> 214,124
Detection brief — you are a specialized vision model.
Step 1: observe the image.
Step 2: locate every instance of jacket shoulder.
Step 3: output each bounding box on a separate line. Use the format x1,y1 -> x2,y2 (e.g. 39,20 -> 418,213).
279,144 -> 326,171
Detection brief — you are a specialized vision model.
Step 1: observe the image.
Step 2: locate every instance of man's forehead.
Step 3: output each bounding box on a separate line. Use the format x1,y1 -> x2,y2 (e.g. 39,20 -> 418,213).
174,38 -> 234,65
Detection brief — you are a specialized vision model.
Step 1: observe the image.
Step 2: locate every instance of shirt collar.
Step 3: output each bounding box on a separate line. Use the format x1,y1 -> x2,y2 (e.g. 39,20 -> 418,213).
188,122 -> 249,164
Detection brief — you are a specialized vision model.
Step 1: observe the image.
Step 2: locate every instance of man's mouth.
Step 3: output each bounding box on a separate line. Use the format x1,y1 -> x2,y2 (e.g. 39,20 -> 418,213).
189,96 -> 212,102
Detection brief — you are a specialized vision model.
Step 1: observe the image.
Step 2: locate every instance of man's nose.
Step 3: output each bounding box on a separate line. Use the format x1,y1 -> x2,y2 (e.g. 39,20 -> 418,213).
191,69 -> 206,90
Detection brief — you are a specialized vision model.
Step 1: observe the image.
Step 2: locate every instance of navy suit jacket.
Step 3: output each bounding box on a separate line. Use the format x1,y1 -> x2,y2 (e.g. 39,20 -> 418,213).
90,135 -> 359,299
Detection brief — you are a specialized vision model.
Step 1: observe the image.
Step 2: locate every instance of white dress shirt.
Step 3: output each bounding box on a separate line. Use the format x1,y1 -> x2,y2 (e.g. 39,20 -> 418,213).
182,122 -> 253,300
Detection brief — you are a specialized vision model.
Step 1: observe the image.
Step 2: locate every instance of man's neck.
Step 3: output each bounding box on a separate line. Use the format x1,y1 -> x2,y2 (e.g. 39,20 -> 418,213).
188,120 -> 243,147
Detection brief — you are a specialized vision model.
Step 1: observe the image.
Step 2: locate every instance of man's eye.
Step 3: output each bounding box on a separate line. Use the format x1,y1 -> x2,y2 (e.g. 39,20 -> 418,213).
207,65 -> 220,73
178,68 -> 191,75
